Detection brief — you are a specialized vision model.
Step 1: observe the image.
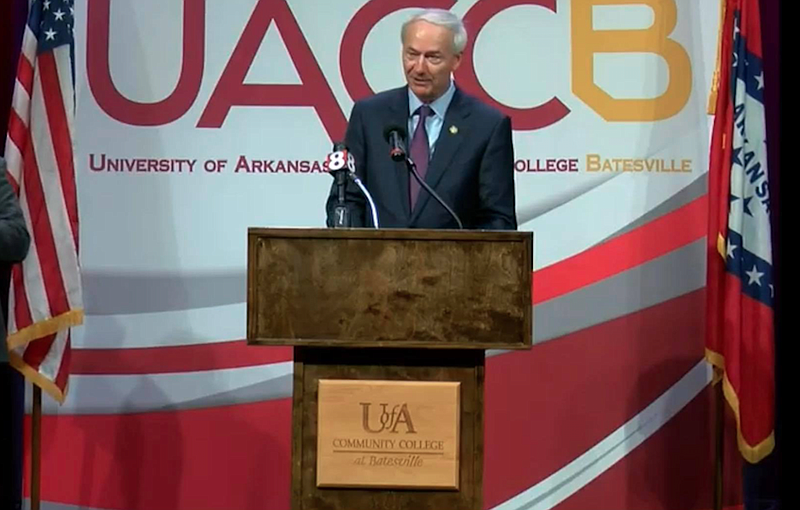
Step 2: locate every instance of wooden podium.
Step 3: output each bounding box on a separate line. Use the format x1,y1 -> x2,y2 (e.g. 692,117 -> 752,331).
246,228 -> 532,510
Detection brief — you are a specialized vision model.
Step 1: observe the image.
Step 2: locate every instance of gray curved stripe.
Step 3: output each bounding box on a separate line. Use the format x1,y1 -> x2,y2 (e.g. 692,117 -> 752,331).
530,237 -> 705,345
43,238 -> 705,416
30,502 -> 110,510
156,373 -> 293,413
82,202 -> 704,317
601,172 -> 707,244
487,236 -> 705,358
38,363 -> 293,416
83,270 -> 245,315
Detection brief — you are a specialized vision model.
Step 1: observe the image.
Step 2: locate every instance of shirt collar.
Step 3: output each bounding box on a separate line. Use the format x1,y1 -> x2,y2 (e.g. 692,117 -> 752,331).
408,79 -> 456,120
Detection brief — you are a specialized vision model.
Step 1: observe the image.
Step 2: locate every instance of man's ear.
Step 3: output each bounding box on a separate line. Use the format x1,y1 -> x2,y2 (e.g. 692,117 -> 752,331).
451,52 -> 462,71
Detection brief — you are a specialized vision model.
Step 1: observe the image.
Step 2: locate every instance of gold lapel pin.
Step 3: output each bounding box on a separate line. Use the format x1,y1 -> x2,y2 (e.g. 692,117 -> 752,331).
449,125 -> 458,135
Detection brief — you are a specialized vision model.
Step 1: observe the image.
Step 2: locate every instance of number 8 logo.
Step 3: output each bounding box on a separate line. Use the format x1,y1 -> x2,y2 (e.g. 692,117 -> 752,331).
328,151 -> 346,171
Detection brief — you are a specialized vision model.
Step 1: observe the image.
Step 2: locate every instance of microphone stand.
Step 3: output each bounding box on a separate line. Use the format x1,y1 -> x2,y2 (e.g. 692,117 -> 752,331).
404,156 -> 463,229
331,169 -> 349,228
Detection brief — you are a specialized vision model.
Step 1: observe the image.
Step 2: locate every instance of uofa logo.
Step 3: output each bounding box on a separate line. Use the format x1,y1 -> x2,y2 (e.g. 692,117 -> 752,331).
360,403 -> 417,434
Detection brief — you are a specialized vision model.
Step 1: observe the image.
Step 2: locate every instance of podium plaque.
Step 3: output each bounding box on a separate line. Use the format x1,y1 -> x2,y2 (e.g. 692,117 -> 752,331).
316,379 -> 460,489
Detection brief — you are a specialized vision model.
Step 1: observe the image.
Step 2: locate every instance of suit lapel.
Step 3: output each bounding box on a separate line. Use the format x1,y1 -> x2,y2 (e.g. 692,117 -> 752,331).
387,87 -> 411,220
410,88 -> 469,223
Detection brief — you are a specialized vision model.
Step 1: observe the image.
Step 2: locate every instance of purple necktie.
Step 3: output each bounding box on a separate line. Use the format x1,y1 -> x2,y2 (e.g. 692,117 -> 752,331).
409,105 -> 432,210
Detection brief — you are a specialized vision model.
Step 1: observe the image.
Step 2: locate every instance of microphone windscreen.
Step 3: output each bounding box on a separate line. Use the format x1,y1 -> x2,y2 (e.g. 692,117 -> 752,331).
383,125 -> 406,142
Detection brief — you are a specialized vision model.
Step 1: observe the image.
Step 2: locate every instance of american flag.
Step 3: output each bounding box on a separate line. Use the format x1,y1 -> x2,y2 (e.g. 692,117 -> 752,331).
706,0 -> 774,463
4,0 -> 82,403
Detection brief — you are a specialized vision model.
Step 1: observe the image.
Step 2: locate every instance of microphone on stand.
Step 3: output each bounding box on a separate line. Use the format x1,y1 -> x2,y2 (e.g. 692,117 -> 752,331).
383,126 -> 463,229
383,125 -> 407,162
327,142 -> 380,228
326,143 -> 351,227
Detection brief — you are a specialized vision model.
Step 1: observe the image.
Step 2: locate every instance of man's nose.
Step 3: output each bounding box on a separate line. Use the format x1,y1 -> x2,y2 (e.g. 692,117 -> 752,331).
411,55 -> 427,73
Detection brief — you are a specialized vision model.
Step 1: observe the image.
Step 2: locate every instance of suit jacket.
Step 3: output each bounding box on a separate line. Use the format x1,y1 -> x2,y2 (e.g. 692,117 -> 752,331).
325,85 -> 517,230
1,159 -> 31,362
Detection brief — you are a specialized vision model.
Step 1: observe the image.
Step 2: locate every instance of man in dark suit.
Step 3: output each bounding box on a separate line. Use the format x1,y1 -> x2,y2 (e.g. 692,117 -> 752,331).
1,157 -> 29,510
326,9 -> 516,230
1,158 -> 30,363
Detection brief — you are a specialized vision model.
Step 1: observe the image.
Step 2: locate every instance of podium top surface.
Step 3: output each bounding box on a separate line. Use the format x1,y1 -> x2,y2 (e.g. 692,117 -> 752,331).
246,227 -> 532,350
247,226 -> 528,241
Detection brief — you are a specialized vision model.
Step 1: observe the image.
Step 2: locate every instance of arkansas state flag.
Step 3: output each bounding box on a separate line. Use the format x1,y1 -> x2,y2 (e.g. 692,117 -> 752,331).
706,0 -> 775,463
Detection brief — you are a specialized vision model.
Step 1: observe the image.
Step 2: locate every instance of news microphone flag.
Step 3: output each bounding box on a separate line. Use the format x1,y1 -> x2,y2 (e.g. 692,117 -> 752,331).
705,0 -> 775,463
4,0 -> 83,403
326,145 -> 355,173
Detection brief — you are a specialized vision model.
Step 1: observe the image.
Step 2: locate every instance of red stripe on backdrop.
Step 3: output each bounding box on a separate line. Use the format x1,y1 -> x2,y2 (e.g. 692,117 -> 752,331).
26,398 -> 293,510
71,342 -> 293,375
38,51 -> 79,246
533,196 -> 707,304
22,137 -> 70,315
483,289 -> 707,508
70,196 -> 707,376
35,291 -> 706,510
557,387 -> 744,510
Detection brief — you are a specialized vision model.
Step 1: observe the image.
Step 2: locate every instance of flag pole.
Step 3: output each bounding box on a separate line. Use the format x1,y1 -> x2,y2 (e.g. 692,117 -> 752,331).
714,378 -> 724,510
31,384 -> 41,510
708,0 -> 727,501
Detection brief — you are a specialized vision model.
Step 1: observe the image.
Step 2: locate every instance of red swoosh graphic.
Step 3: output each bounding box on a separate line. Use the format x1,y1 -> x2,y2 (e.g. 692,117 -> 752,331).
71,196 -> 707,376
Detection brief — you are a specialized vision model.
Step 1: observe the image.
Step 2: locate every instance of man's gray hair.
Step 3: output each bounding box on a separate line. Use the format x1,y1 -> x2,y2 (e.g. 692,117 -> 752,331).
401,9 -> 468,54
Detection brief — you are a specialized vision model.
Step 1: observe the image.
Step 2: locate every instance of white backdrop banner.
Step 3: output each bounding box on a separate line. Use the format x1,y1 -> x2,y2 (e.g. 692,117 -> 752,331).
34,1 -> 723,509
73,0 -> 718,352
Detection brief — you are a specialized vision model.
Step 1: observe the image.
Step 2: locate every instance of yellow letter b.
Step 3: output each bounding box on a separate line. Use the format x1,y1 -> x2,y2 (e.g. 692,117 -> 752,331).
571,0 -> 692,121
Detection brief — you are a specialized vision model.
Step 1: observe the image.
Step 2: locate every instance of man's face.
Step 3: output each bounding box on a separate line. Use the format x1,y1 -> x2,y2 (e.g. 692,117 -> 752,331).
402,20 -> 462,103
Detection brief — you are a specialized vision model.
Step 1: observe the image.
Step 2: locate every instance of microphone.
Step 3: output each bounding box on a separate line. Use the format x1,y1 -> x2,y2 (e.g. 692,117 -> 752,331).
385,127 -> 463,229
327,142 -> 380,228
326,142 -> 351,228
383,125 -> 407,162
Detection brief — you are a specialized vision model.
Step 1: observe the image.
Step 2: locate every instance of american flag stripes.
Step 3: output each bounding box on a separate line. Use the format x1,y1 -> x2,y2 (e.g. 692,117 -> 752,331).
4,0 -> 82,403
